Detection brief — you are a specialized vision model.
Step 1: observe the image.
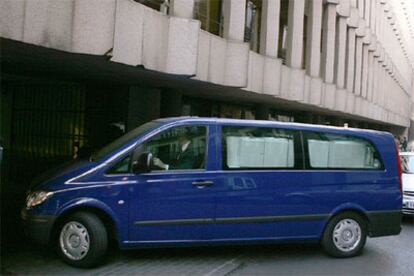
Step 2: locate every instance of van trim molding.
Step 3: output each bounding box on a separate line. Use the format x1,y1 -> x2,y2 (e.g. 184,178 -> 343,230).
134,214 -> 329,226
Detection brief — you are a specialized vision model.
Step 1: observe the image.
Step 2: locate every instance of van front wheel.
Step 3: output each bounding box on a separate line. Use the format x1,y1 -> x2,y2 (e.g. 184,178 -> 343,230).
57,212 -> 108,268
321,212 -> 367,258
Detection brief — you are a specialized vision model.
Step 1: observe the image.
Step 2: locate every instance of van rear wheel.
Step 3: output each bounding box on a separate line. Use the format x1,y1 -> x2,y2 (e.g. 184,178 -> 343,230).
321,212 -> 367,258
57,212 -> 108,268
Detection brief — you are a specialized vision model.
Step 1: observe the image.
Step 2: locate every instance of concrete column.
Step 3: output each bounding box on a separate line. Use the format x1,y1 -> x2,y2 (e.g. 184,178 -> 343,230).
255,104 -> 270,120
335,0 -> 350,89
354,21 -> 365,95
372,57 -> 378,103
368,41 -> 378,102
223,0 -> 246,41
368,57 -> 377,104
364,0 -> 371,25
286,0 -> 305,69
382,66 -> 387,109
161,89 -> 183,117
361,43 -> 369,98
380,3 -> 386,39
169,0 -> 195,19
374,0 -> 379,36
350,0 -> 357,8
305,0 -> 323,77
370,0 -> 376,31
376,59 -> 384,107
357,0 -> 364,17
335,17 -> 347,88
346,28 -> 357,92
384,70 -> 390,111
260,0 -> 281,57
354,37 -> 363,95
321,2 -> 339,83
379,65 -> 385,107
345,7 -> 359,93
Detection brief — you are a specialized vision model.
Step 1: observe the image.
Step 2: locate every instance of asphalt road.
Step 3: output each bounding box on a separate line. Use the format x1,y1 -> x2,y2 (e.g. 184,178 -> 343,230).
1,217 -> 413,275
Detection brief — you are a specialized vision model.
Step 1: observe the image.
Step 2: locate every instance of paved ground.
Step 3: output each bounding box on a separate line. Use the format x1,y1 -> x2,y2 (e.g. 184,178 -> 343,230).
1,217 -> 413,276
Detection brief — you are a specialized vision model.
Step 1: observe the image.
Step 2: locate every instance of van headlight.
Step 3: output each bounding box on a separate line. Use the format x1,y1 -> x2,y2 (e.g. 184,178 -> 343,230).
26,191 -> 54,209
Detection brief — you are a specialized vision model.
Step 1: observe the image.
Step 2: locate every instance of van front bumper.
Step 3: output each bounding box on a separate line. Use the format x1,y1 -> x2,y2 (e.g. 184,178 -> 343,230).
367,210 -> 402,237
21,208 -> 56,246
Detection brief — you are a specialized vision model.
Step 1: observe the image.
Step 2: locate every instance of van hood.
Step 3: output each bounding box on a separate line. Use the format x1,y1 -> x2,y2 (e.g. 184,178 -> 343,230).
30,159 -> 97,192
402,173 -> 414,192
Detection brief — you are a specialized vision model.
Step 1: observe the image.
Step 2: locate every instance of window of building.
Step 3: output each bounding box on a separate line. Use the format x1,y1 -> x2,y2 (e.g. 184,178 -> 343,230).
244,0 -> 262,52
269,109 -> 295,122
302,1 -> 309,70
182,96 -> 213,117
304,131 -> 383,170
134,0 -> 165,11
194,0 -> 223,36
142,125 -> 207,171
211,102 -> 255,119
278,0 -> 289,62
222,126 -> 299,169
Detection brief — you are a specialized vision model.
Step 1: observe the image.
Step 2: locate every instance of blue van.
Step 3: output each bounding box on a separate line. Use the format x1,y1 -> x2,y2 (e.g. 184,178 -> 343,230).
22,117 -> 402,267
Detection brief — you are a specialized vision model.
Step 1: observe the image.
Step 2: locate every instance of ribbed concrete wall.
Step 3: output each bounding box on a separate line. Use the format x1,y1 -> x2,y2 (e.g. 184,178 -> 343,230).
0,0 -> 116,54
0,0 -> 413,127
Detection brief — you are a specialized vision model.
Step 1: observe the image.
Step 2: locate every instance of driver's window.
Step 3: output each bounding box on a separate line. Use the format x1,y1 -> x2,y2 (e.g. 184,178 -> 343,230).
144,125 -> 207,171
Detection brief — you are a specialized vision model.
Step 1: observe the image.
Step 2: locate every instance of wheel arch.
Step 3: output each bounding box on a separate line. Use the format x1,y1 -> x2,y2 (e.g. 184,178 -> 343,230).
321,204 -> 372,237
52,199 -> 120,246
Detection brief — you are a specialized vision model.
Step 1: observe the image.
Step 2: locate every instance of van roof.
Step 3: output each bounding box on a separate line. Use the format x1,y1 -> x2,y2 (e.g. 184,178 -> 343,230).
154,116 -> 390,137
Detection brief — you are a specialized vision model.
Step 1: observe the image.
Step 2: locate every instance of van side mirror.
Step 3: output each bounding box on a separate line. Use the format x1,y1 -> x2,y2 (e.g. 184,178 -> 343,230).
132,152 -> 153,174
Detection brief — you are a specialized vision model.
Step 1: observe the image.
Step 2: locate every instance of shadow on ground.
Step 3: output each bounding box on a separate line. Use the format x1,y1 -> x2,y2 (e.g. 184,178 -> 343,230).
1,217 -> 413,275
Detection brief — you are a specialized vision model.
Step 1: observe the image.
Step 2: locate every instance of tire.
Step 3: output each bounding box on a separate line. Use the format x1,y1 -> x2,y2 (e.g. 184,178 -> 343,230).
321,212 -> 367,258
57,212 -> 108,268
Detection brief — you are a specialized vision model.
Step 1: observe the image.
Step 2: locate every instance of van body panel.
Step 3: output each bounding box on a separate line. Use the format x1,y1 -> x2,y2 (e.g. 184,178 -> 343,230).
21,117 -> 402,249
128,171 -> 216,242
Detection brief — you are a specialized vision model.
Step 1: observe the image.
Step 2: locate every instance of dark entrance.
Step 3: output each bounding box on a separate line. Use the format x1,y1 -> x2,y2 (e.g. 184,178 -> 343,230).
4,82 -> 86,185
1,80 -> 129,250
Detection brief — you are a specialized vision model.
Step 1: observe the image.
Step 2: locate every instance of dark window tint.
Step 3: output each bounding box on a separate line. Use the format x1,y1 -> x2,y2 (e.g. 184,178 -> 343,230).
106,155 -> 131,174
304,132 -> 383,170
222,126 -> 299,169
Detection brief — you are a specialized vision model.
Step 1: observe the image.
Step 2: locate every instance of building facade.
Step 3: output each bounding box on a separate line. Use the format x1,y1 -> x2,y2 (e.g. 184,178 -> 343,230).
1,1 -> 414,235
2,0 -> 413,125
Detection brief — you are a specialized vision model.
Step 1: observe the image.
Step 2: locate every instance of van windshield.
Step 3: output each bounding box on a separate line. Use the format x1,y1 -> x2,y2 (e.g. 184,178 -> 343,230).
91,122 -> 161,162
400,155 -> 414,174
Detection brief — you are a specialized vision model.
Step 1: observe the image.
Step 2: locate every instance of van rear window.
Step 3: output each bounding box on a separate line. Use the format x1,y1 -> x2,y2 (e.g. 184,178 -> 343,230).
303,131 -> 383,170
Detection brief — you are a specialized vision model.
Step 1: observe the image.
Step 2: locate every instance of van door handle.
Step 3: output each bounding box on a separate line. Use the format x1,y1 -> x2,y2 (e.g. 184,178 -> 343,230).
192,181 -> 214,187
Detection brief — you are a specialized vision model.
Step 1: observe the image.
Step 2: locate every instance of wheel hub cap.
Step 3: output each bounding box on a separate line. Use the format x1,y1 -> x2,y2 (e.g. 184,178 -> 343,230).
69,234 -> 81,247
332,218 -> 361,252
59,221 -> 90,260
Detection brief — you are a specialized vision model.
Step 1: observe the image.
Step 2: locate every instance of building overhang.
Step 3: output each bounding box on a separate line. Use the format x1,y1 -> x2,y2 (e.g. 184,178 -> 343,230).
1,38 -> 404,128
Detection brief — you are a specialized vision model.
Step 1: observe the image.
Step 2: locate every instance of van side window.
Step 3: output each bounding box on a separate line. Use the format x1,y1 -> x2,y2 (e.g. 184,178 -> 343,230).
143,125 -> 207,171
222,126 -> 299,169
304,131 -> 383,170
